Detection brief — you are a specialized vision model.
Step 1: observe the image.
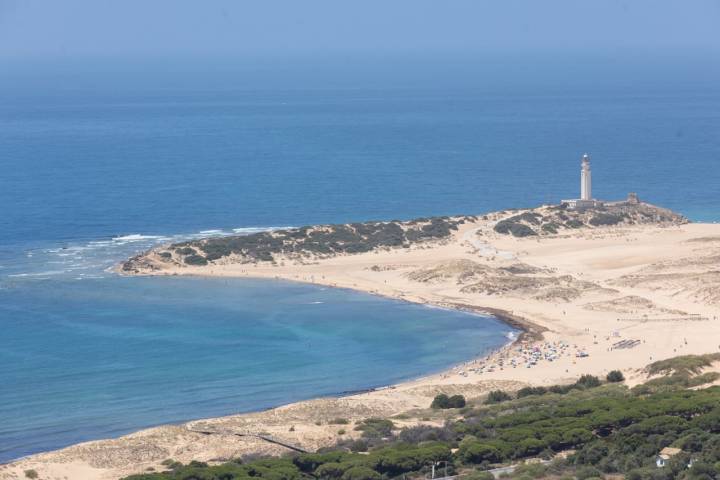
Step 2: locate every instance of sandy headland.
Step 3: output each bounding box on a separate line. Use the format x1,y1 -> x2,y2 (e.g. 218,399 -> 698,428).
5,200 -> 720,480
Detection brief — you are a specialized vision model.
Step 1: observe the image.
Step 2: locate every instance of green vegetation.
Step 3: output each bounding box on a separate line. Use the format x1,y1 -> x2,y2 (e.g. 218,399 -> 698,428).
633,371 -> 720,395
123,357 -> 720,480
431,394 -> 466,409
575,374 -> 601,389
606,370 -> 625,383
541,222 -> 559,234
646,354 -> 720,377
164,216 -> 469,265
354,418 -> 395,439
493,219 -> 537,237
517,386 -> 548,398
632,354 -> 720,395
23,470 -> 38,479
588,213 -> 625,226
484,390 -> 512,404
184,254 -> 208,266
491,375 -> 603,402
492,203 -> 686,240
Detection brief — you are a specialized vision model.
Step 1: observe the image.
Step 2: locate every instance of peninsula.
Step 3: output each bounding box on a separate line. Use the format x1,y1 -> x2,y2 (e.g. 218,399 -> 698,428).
6,191 -> 720,480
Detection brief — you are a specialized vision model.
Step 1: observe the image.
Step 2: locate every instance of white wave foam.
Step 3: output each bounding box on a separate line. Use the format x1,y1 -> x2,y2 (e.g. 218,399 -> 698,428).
65,246 -> 92,252
232,226 -> 294,234
8,270 -> 65,277
112,234 -> 166,242
199,229 -> 226,235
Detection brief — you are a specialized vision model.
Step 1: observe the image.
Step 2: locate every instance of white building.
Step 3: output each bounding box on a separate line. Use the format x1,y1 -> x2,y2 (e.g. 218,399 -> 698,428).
562,154 -> 603,209
656,447 -> 682,468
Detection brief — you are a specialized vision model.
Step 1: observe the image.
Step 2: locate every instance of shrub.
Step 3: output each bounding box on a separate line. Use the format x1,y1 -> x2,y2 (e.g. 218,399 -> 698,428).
184,254 -> 208,266
315,462 -> 349,479
516,438 -> 546,457
645,353 -> 720,377
541,223 -> 559,234
575,375 -> 601,389
354,418 -> 394,439
494,220 -> 537,237
561,428 -> 594,447
349,439 -> 369,452
485,390 -> 512,404
517,386 -> 548,398
575,465 -> 604,480
329,418 -> 349,425
458,441 -> 501,464
588,213 -> 623,226
399,425 -> 455,443
565,219 -> 584,229
431,393 -> 466,409
24,471 -> 38,479
431,393 -> 450,409
606,370 -> 625,383
294,451 -> 349,472
548,384 -> 575,395
341,467 -> 382,480
371,443 -> 452,475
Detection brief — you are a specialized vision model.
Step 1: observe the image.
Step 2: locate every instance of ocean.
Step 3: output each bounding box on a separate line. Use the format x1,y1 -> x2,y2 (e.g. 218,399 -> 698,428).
1,68 -> 719,462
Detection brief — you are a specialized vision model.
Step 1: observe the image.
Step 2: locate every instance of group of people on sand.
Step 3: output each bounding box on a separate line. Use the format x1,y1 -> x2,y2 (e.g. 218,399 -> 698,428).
446,340 -> 589,378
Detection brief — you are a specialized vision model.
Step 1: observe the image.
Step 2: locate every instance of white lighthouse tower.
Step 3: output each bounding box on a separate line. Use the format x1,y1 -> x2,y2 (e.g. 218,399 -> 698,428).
562,153 -> 602,209
580,154 -> 592,201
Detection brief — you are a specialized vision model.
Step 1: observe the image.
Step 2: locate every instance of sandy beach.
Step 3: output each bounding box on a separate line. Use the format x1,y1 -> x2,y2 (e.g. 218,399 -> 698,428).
5,204 -> 720,480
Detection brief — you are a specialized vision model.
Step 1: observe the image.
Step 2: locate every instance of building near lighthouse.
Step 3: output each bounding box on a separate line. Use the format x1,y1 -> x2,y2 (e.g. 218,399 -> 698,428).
562,154 -> 604,209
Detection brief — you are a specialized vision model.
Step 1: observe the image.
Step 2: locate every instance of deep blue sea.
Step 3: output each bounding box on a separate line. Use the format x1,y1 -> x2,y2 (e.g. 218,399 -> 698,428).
1,69 -> 719,462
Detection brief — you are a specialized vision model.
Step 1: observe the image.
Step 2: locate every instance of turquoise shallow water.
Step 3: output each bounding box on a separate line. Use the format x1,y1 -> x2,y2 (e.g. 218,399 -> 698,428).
0,273 -> 513,462
1,79 -> 719,462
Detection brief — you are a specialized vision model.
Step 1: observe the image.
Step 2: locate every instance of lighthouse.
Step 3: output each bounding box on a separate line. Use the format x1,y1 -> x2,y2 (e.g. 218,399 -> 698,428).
580,154 -> 592,201
562,153 -> 602,209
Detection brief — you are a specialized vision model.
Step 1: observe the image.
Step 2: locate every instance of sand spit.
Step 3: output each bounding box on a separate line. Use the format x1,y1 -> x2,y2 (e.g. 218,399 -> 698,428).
5,203 -> 720,480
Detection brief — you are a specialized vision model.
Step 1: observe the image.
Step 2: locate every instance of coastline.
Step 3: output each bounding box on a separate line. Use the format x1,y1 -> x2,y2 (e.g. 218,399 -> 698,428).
6,205 -> 720,480
0,277 -> 527,478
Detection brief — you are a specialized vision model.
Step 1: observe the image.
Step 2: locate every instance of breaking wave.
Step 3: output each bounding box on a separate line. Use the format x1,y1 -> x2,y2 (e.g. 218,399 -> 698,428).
2,225 -> 294,283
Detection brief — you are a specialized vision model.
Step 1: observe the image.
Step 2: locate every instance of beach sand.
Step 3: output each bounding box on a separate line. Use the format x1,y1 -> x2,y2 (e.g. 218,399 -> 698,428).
4,209 -> 720,480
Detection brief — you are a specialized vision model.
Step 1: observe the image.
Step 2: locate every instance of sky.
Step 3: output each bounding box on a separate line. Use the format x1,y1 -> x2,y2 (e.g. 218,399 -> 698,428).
1,0 -> 719,92
1,0 -> 719,59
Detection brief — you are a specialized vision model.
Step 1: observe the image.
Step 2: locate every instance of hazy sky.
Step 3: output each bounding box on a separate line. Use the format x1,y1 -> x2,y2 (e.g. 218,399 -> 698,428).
1,0 -> 719,59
